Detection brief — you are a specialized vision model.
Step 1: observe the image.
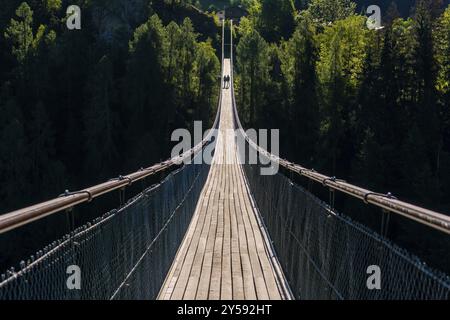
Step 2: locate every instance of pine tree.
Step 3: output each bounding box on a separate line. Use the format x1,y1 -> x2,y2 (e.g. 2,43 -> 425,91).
0,98 -> 30,211
83,56 -> 119,181
434,5 -> 450,209
4,2 -> 34,64
125,14 -> 169,168
281,14 -> 319,165
179,18 -> 198,118
164,18 -> 199,128
258,0 -> 296,42
316,15 -> 369,175
194,41 -> 220,123
385,1 -> 400,25
306,0 -> 356,24
435,7 -> 450,99
411,0 -> 440,203
29,102 -> 53,187
236,28 -> 270,125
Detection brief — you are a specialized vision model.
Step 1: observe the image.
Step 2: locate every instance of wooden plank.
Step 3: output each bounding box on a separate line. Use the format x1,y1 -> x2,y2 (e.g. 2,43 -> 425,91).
229,158 -> 245,300
209,197 -> 224,299
194,160 -> 223,299
221,164 -> 233,300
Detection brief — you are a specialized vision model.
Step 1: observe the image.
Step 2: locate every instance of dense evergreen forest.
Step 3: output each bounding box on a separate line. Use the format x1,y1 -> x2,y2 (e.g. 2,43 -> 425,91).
233,0 -> 450,271
198,0 -> 434,17
0,0 -> 220,214
234,0 -> 450,214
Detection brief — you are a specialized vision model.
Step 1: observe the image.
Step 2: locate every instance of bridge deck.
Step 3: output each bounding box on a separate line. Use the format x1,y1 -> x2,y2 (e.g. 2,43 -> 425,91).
158,60 -> 289,300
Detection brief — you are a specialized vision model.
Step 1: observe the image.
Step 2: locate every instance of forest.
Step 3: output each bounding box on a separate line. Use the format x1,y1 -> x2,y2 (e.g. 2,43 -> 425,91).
0,0 -> 220,214
234,0 -> 450,214
233,0 -> 450,272
198,0 -> 430,17
0,0 -> 449,272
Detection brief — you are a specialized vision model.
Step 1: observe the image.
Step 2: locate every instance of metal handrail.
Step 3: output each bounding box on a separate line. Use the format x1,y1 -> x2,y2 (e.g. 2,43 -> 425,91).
228,20 -> 450,235
0,21 -> 227,235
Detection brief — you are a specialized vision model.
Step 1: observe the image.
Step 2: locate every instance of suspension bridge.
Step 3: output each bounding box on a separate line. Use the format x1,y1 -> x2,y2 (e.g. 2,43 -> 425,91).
0,22 -> 449,300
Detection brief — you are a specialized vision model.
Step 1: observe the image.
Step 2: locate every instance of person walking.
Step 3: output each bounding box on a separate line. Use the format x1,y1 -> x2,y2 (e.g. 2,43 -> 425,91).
224,75 -> 230,89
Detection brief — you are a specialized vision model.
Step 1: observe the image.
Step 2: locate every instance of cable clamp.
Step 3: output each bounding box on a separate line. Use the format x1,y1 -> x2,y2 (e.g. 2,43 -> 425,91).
299,168 -> 312,176
118,175 -> 133,186
363,192 -> 396,204
322,176 -> 337,187
59,189 -> 93,202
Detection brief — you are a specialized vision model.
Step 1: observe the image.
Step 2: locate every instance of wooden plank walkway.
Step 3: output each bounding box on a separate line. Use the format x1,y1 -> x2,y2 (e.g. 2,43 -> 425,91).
158,60 -> 290,300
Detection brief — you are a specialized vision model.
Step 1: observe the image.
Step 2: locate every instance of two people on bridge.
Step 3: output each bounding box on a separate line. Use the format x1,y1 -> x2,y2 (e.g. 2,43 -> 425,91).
223,75 -> 230,89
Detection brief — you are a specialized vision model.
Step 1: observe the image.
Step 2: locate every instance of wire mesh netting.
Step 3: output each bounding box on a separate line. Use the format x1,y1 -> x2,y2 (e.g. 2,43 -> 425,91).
0,162 -> 209,300
242,158 -> 450,300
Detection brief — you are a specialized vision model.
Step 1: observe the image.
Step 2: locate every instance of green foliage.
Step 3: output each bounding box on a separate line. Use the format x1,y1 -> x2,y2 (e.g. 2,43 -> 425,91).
124,14 -> 219,169
257,0 -> 296,42
0,1 -> 221,269
435,7 -> 450,177
317,15 -> 369,91
434,6 -> 450,95
197,0 -> 232,11
278,14 -> 319,164
306,0 -> 356,24
315,15 -> 369,172
195,40 -> 221,121
0,3 -> 219,213
164,0 -> 194,9
242,0 -> 262,14
236,2 -> 450,215
166,18 -> 198,111
237,16 -> 256,35
235,1 -> 450,273
236,28 -> 270,124
4,2 -> 34,63
44,0 -> 62,12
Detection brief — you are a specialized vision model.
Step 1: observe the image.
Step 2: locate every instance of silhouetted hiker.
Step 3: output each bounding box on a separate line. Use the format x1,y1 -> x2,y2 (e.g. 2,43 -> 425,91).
223,75 -> 230,89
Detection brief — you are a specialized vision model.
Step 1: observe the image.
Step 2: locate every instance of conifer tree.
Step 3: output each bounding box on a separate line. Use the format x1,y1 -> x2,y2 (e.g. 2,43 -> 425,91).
4,2 -> 34,64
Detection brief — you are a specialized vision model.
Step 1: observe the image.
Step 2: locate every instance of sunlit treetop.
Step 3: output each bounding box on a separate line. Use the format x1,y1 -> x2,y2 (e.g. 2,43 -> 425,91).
306,0 -> 356,24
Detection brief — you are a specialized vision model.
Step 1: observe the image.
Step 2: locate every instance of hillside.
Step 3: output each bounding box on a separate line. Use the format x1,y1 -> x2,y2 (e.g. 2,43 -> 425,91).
196,0 -> 433,17
153,1 -> 220,42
